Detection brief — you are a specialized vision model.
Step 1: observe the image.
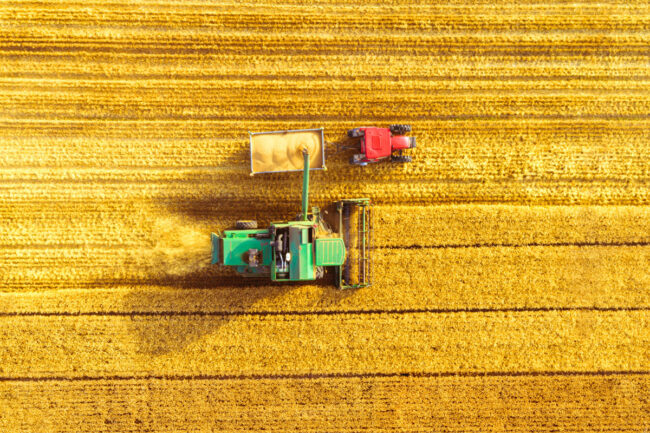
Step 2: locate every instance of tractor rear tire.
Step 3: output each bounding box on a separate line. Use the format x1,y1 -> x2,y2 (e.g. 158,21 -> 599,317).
235,220 -> 258,229
348,128 -> 363,138
389,124 -> 412,135
391,155 -> 412,163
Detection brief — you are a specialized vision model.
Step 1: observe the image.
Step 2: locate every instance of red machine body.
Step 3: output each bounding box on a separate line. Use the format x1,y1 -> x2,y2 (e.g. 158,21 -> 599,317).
347,125 -> 415,165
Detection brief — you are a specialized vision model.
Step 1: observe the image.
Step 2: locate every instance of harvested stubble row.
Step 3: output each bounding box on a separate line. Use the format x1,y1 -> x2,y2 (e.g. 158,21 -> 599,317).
2,375 -> 650,433
1,0 -> 649,431
1,311 -> 648,377
4,57 -> 650,85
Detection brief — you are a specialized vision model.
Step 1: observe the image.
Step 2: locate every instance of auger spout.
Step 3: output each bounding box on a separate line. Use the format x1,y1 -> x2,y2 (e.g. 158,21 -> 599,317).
301,149 -> 309,221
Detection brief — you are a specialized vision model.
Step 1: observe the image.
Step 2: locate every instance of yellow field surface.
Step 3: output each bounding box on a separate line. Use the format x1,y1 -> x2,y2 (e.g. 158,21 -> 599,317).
4,376 -> 650,433
1,1 -> 649,432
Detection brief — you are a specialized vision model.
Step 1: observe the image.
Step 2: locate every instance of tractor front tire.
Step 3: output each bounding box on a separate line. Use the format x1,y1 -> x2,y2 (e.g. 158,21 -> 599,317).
391,155 -> 412,163
389,124 -> 412,135
235,220 -> 258,229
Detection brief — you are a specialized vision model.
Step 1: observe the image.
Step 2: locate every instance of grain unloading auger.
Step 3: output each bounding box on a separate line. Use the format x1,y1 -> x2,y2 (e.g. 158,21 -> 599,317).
211,130 -> 372,289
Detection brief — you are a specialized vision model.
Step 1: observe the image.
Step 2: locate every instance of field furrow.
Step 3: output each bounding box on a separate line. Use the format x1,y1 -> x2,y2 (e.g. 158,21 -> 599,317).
4,57 -> 650,81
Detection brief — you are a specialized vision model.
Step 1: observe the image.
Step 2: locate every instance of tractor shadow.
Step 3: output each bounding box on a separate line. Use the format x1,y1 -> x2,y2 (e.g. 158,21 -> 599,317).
120,195 -> 361,356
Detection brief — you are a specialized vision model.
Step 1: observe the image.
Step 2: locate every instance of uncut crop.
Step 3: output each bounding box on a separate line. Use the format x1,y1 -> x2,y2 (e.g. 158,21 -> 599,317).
0,1 -> 649,432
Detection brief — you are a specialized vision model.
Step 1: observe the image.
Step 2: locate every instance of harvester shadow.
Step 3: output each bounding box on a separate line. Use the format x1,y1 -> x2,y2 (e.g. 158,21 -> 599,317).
121,194 -> 360,357
121,268 -> 357,357
120,271 -> 291,356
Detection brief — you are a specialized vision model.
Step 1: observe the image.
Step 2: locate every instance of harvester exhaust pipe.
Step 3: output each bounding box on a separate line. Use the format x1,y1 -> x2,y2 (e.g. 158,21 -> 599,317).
301,149 -> 310,221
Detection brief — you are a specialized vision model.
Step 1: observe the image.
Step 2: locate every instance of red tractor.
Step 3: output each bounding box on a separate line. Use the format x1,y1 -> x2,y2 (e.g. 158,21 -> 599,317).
346,125 -> 416,166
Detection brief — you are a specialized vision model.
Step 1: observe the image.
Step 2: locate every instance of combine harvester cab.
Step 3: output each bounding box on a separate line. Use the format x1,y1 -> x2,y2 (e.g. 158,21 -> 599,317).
211,129 -> 372,289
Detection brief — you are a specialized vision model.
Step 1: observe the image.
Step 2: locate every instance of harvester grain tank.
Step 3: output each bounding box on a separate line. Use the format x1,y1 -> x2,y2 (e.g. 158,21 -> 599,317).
210,129 -> 372,289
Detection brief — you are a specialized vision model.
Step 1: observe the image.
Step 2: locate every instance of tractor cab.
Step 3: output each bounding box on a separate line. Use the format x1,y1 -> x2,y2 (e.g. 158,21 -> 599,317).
360,127 -> 394,160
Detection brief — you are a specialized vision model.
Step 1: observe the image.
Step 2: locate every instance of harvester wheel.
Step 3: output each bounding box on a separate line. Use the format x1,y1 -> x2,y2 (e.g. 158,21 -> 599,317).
389,124 -> 412,135
391,155 -> 412,163
235,220 -> 258,229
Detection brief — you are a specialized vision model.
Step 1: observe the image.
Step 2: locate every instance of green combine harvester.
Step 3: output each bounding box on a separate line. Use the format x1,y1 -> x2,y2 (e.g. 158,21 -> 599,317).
211,148 -> 372,289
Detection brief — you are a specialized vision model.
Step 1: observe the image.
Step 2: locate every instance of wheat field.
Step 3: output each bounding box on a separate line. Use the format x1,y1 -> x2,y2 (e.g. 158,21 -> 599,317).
1,1 -> 650,431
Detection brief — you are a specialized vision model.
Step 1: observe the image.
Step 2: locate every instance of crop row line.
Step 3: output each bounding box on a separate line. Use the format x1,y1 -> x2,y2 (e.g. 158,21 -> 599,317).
2,369 -> 650,383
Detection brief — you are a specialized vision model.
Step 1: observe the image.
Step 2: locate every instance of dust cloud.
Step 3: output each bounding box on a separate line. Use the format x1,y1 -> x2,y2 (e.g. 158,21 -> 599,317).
144,217 -> 212,277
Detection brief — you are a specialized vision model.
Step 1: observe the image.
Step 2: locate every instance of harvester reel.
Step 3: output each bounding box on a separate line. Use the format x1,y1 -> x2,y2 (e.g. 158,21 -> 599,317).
336,199 -> 372,290
389,124 -> 412,135
235,220 -> 258,229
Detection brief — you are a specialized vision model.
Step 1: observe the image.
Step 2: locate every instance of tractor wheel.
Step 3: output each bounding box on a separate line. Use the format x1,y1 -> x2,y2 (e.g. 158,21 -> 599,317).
389,124 -> 412,135
391,155 -> 412,163
347,128 -> 363,138
350,159 -> 369,167
235,220 -> 258,229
